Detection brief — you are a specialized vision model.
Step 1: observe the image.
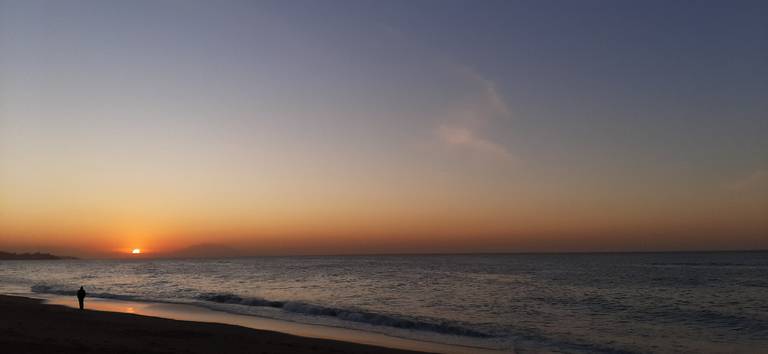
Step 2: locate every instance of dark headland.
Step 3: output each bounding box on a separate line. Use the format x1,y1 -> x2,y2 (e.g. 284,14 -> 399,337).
0,295 -> 429,354
0,251 -> 77,260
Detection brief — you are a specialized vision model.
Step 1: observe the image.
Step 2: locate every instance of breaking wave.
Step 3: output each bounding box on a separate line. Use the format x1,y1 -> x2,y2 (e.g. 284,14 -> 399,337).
30,284 -> 491,338
197,292 -> 492,338
31,284 -> 139,301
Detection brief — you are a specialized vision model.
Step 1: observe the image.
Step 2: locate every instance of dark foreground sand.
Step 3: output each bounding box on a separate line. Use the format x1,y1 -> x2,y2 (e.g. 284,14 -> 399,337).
0,295 -> 430,354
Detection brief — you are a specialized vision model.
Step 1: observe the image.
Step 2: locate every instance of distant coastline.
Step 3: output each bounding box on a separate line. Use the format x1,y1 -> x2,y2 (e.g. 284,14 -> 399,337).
0,251 -> 77,260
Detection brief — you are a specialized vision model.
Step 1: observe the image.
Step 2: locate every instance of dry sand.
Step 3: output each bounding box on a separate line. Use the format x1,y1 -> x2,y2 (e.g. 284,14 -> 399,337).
0,295 -> 431,354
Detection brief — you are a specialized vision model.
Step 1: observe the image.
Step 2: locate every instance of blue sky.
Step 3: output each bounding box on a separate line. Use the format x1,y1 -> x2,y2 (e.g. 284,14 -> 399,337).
1,0 -> 766,254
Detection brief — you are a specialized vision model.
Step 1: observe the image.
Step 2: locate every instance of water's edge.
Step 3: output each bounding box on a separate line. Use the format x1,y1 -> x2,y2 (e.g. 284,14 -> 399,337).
24,293 -> 507,354
3,253 -> 765,353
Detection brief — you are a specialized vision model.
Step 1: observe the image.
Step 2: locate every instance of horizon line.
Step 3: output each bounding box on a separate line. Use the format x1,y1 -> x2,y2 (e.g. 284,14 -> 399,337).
21,248 -> 767,261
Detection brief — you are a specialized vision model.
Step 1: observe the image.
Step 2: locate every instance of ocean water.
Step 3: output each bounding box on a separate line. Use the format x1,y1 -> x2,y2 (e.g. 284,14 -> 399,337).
1,252 -> 767,353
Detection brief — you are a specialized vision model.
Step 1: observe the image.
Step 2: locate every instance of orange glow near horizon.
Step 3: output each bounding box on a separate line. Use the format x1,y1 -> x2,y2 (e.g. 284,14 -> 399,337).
1,0 -> 767,258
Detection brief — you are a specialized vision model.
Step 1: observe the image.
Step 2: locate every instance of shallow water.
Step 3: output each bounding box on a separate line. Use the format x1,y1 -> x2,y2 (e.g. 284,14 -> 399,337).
1,252 -> 767,353
41,295 -> 489,354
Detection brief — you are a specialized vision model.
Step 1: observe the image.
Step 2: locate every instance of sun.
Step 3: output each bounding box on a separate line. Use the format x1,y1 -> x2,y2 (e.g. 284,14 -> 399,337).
131,248 -> 141,254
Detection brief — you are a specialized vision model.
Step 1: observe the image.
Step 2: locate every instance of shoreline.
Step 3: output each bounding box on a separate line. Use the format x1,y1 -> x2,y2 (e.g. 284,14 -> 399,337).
0,294 -> 433,354
2,294 -> 506,354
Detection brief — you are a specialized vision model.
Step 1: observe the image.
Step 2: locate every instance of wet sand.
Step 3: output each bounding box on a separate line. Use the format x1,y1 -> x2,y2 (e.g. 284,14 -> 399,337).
0,295 -> 430,354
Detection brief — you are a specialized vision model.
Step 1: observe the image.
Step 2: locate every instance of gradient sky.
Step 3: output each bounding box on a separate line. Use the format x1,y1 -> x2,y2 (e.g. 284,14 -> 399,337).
1,0 -> 766,257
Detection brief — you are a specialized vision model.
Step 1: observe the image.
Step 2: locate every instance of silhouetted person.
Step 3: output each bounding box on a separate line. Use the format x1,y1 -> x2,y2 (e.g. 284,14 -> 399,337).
77,286 -> 86,310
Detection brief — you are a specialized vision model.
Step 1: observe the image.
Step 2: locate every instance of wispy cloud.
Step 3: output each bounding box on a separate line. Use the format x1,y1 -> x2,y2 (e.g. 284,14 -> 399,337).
436,125 -> 514,161
466,69 -> 512,119
433,67 -> 515,163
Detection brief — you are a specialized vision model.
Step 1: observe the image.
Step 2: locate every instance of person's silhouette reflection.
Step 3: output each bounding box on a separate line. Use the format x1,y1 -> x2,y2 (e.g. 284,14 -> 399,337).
77,286 -> 86,310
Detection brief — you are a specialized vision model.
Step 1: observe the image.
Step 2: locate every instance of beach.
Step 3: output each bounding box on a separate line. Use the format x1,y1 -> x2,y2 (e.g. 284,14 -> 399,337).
3,253 -> 766,353
0,295 -> 430,354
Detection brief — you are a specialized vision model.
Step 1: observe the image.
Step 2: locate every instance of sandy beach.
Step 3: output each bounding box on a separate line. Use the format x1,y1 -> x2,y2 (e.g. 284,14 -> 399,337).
0,295 -> 430,354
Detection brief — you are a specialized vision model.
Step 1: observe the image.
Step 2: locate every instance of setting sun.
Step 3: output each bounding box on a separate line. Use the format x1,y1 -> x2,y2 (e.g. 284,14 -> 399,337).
0,2 -> 766,353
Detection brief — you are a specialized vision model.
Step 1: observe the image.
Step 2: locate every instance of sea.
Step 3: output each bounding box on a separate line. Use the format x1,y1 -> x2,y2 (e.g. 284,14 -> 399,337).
1,252 -> 766,353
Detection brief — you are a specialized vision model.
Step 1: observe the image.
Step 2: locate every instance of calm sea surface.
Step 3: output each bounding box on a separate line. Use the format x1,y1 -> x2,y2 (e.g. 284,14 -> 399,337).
1,252 -> 766,353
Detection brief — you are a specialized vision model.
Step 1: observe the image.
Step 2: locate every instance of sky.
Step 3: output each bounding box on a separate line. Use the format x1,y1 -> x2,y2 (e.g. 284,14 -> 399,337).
1,0 -> 766,257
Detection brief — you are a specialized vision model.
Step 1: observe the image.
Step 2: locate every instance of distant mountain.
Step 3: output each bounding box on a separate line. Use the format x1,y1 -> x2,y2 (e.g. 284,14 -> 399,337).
0,251 -> 77,260
163,244 -> 245,259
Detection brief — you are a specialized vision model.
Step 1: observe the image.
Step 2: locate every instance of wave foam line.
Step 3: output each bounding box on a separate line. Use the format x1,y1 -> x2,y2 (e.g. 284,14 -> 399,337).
196,292 -> 492,338
30,284 -> 492,338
